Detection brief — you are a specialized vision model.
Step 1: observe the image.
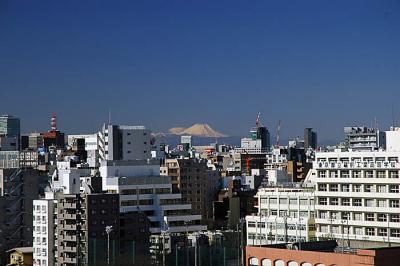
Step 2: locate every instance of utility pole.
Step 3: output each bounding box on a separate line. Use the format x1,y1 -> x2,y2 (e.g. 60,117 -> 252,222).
185,221 -> 189,266
106,225 -> 113,266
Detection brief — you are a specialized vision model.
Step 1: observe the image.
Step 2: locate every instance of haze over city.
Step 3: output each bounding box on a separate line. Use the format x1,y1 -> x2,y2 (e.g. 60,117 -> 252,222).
1,0 -> 400,141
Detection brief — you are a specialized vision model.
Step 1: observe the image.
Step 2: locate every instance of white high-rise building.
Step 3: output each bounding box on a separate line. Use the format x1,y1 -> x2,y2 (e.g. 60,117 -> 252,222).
33,192 -> 55,266
246,187 -> 316,246
101,159 -> 206,234
314,150 -> 400,247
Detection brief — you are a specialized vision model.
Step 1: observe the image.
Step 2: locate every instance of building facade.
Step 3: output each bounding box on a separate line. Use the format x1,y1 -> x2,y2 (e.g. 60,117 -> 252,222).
314,150 -> 400,247
246,187 -> 316,246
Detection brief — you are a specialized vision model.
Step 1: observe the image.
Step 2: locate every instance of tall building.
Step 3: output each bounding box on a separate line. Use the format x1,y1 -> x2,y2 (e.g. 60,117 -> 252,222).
100,124 -> 151,161
160,158 -> 220,223
33,193 -> 56,266
0,115 -> 20,151
0,159 -> 42,265
304,128 -> 317,150
246,187 -> 316,246
314,150 -> 400,248
0,114 -> 20,138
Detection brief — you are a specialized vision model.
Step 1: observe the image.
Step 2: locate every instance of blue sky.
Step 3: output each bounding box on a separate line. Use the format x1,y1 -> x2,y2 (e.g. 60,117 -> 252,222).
0,0 -> 399,141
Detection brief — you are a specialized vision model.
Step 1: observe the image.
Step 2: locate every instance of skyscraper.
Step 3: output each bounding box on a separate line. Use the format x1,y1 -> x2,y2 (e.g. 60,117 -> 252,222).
304,128 -> 317,150
0,115 -> 20,138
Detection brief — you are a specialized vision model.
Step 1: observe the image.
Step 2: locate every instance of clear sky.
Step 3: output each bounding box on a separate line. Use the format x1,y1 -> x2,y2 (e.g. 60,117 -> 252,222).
1,0 -> 399,141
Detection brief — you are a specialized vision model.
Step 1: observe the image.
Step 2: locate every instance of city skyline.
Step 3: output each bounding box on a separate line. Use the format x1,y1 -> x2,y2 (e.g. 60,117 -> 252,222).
1,1 -> 400,140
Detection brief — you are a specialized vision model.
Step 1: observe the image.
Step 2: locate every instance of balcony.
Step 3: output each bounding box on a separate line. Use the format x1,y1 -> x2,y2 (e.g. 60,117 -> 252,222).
63,224 -> 77,230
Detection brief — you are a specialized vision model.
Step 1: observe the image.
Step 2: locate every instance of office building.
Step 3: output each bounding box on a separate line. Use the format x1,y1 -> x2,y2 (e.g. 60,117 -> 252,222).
100,124 -> 151,161
304,128 -> 317,150
314,150 -> 400,248
0,115 -> 20,138
246,187 -> 316,246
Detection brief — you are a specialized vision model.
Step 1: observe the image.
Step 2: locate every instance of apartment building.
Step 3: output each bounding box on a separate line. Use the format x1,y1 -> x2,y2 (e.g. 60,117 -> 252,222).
101,159 -> 206,234
160,158 -> 219,222
344,126 -> 385,151
314,150 -> 400,247
246,187 -> 316,246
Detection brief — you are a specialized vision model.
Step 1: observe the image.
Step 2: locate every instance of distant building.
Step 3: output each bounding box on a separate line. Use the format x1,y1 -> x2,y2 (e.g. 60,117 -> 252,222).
100,124 -> 151,161
68,133 -> 102,167
160,158 -> 220,223
180,135 -> 192,149
304,128 -> 317,150
7,247 -> 33,266
344,126 -> 385,151
0,115 -> 20,151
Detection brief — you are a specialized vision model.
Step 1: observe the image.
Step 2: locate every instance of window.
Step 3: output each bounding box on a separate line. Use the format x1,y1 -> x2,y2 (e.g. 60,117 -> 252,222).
319,211 -> 327,219
289,211 -> 298,218
330,198 -> 339,206
330,184 -> 339,192
318,184 -> 327,191
341,184 -> 350,192
377,171 -> 386,178
378,214 -> 387,222
318,171 -> 326,178
270,210 -> 277,216
378,228 -> 388,236
389,171 -> 399,178
341,170 -> 349,178
342,212 -> 350,220
353,185 -> 361,192
269,198 -> 277,204
366,228 -> 375,236
391,229 -> 400,238
342,198 -> 350,206
365,199 -> 374,207
330,212 -> 339,219
390,185 -> 399,193
299,211 -> 308,217
354,213 -> 363,221
319,198 -> 327,205
377,185 -> 387,193
390,200 -> 400,208
365,213 -> 375,221
300,199 -> 308,205
391,214 -> 400,222
365,171 -> 373,178
279,198 -> 288,205
290,198 -> 298,205
353,199 -> 362,207
354,227 -> 363,235
378,200 -> 387,207
330,171 -> 338,178
364,185 -> 373,192
353,170 -> 361,178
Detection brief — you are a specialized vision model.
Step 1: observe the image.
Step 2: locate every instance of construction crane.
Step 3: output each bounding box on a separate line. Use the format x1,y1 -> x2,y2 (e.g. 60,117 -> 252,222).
275,120 -> 281,148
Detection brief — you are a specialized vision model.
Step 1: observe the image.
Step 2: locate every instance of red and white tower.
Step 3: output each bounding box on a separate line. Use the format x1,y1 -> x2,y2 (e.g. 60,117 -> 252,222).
51,113 -> 57,131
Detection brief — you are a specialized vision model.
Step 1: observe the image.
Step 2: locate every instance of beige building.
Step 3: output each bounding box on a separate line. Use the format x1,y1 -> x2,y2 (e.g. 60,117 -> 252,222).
160,158 -> 220,223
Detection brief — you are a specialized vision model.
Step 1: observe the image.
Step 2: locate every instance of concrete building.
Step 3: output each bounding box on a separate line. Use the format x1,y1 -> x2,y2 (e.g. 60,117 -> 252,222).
67,133 -> 102,168
304,128 -> 317,150
246,187 -> 316,246
100,124 -> 151,161
33,195 -> 55,266
314,150 -> 400,247
344,126 -> 385,151
385,127 -> 400,152
101,159 -> 206,234
160,158 -> 219,223
246,240 -> 400,266
0,165 -> 41,265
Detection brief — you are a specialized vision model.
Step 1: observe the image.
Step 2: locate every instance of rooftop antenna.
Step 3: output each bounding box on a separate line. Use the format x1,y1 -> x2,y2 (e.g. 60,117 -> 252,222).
392,103 -> 396,129
256,112 -> 261,128
108,109 -> 112,125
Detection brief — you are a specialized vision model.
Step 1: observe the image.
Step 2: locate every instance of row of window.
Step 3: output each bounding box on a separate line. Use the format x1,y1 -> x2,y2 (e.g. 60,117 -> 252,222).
318,170 -> 399,178
260,210 -> 314,219
318,197 -> 400,208
248,221 -> 307,231
33,226 -> 47,234
318,211 -> 400,222
261,198 -> 313,205
318,184 -> 399,193
33,205 -> 47,213
319,225 -> 400,237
